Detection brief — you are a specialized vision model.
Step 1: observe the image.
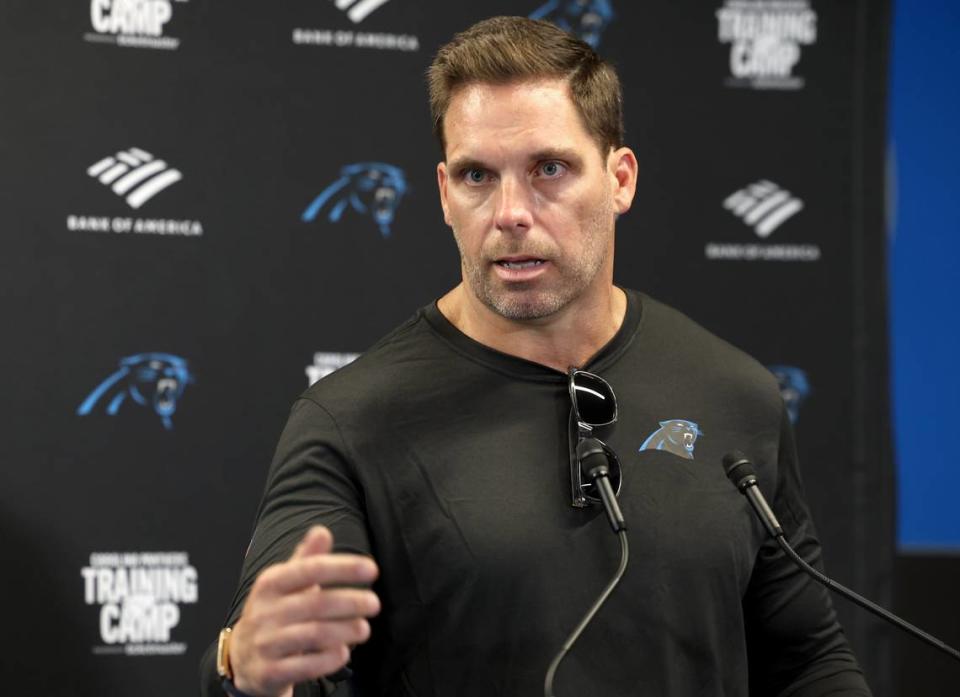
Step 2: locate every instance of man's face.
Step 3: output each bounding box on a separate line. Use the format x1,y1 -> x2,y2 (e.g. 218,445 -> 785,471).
437,78 -> 636,321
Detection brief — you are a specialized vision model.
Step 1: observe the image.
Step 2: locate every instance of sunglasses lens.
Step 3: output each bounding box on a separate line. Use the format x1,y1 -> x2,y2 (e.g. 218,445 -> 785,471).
579,442 -> 622,502
572,371 -> 616,426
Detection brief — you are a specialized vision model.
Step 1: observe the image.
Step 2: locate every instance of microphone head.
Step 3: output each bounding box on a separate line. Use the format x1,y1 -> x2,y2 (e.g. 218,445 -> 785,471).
577,438 -> 610,481
722,450 -> 757,491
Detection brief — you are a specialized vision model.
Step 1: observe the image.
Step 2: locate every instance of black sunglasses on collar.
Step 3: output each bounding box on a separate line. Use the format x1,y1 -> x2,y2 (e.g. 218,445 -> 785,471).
567,367 -> 622,508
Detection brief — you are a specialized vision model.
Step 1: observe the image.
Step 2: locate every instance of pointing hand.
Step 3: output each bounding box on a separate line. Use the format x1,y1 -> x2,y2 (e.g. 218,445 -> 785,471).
228,526 -> 380,697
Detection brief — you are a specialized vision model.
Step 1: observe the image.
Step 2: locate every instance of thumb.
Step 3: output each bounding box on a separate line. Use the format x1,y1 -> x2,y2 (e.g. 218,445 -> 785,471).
291,525 -> 333,559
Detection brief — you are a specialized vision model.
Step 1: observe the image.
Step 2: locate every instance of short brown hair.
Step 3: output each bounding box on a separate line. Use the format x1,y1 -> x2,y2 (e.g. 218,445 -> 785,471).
427,16 -> 624,157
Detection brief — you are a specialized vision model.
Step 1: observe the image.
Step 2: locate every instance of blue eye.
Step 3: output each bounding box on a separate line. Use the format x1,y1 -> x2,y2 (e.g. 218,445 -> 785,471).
540,161 -> 564,177
465,168 -> 486,184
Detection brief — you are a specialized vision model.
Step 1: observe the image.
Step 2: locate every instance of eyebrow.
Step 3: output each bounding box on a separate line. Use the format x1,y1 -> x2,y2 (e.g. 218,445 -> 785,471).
529,147 -> 581,164
447,157 -> 487,175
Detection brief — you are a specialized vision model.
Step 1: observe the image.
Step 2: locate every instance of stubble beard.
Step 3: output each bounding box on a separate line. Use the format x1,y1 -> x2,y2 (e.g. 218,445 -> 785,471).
454,208 -> 614,322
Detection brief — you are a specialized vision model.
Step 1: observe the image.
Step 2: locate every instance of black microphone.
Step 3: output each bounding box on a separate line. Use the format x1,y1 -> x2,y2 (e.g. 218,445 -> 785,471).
578,438 -> 626,533
722,451 -> 783,538
721,450 -> 960,663
544,438 -> 629,697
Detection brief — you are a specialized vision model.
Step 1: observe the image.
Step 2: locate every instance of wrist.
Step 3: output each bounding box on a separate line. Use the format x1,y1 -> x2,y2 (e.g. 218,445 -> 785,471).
218,624 -> 287,697
218,626 -> 259,697
216,626 -> 236,681
221,677 -> 261,697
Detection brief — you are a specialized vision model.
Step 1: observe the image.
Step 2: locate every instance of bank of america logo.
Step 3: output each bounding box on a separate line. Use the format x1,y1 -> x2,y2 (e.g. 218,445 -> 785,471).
723,180 -> 804,238
86,148 -> 183,210
332,0 -> 391,23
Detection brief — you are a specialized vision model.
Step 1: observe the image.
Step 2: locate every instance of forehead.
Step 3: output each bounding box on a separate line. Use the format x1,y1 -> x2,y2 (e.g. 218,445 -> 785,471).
443,78 -> 597,161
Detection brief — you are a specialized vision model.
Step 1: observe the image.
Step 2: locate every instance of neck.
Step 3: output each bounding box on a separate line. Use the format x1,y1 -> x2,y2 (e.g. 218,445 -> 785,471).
437,284 -> 628,373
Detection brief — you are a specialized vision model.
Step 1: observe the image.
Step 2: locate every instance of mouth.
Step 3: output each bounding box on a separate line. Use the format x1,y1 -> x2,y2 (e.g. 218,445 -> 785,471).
683,433 -> 694,450
374,188 -> 396,223
496,258 -> 546,270
493,256 -> 549,281
155,378 -> 178,415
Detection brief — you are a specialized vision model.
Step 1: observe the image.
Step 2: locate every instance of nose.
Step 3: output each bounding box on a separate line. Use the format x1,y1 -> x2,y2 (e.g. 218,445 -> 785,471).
493,175 -> 535,233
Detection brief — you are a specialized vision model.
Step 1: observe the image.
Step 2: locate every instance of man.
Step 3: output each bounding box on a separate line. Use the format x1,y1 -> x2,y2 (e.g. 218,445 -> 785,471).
202,16 -> 871,696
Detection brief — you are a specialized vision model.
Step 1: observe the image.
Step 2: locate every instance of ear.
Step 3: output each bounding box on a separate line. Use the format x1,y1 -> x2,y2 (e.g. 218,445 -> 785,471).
608,146 -> 638,215
437,161 -> 452,226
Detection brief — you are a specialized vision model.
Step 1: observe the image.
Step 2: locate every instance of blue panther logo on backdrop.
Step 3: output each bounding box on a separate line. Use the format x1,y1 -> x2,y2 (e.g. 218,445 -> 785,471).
767,365 -> 810,425
301,162 -> 408,238
529,0 -> 614,48
77,353 -> 194,430
639,419 -> 704,459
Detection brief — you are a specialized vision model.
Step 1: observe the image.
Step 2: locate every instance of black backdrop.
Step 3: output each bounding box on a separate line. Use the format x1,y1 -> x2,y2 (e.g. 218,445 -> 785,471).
0,1 -> 894,694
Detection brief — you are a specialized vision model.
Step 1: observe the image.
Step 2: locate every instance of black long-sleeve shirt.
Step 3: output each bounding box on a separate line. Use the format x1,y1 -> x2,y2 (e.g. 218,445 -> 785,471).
201,291 -> 871,696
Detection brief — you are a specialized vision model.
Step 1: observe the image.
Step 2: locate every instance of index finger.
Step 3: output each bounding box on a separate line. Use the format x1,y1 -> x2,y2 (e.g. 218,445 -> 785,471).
256,554 -> 379,598
290,526 -> 334,560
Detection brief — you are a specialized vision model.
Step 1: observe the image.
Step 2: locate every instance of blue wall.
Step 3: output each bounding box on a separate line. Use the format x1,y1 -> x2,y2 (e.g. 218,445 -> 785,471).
890,0 -> 960,550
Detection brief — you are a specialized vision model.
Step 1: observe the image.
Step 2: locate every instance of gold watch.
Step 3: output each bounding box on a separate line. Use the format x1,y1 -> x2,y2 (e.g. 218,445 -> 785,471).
216,626 -> 234,680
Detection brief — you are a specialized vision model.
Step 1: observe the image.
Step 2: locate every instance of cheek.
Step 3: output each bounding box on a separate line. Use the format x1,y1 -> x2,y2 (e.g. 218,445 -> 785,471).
448,219 -> 482,259
558,196 -> 612,243
459,190 -> 495,217
447,196 -> 494,236
582,189 -> 617,232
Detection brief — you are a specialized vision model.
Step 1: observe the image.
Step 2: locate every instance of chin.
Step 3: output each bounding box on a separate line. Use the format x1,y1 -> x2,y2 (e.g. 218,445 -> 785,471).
484,290 -> 568,321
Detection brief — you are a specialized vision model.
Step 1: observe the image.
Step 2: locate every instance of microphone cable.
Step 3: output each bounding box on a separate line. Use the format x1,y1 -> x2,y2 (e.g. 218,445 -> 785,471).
722,449 -> 960,663
773,534 -> 960,661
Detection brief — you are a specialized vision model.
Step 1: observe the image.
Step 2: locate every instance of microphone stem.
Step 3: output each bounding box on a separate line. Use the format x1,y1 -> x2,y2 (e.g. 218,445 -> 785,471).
596,473 -> 627,532
775,535 -> 960,662
544,529 -> 629,697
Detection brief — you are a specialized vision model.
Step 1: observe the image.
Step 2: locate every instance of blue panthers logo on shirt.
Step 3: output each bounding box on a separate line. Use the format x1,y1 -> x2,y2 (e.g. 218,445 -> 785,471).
77,353 -> 194,430
301,162 -> 408,238
639,419 -> 704,459
767,365 -> 810,425
530,0 -> 614,49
